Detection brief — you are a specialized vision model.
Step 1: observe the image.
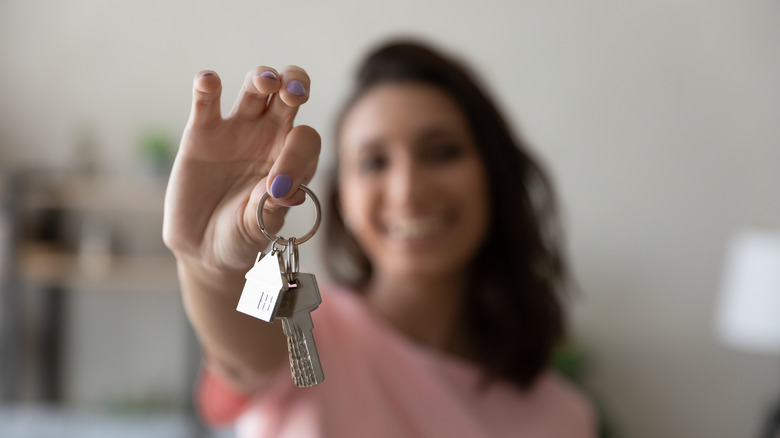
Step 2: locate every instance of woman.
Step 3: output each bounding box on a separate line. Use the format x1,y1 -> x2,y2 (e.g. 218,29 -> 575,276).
163,40 -> 595,437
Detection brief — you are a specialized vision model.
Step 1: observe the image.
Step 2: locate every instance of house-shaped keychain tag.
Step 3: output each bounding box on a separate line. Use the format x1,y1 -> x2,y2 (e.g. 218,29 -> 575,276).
236,251 -> 286,322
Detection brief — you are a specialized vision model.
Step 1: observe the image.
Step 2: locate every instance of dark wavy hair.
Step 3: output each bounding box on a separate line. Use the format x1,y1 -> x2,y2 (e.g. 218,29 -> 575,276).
323,39 -> 568,389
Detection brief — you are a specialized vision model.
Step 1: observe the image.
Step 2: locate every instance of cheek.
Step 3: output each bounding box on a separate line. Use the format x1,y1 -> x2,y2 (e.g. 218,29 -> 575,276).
455,163 -> 491,232
338,175 -> 374,232
339,186 -> 384,260
446,158 -> 489,200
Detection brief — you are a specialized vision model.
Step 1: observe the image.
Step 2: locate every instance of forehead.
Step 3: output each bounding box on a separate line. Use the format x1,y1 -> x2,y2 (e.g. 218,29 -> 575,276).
339,82 -> 469,147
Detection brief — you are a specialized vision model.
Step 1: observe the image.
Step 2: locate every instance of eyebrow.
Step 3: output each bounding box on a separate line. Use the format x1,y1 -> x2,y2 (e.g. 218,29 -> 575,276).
350,123 -> 465,153
356,139 -> 385,154
415,125 -> 466,145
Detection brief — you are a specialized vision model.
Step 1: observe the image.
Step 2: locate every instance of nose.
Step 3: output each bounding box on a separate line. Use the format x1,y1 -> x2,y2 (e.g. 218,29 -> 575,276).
385,156 -> 429,207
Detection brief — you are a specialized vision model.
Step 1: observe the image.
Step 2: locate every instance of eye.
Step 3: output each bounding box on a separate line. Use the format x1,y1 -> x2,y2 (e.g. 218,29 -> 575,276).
420,142 -> 465,164
358,153 -> 388,173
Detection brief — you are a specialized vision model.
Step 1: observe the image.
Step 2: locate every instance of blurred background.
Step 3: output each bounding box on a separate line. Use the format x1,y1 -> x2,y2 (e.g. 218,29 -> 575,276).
1,0 -> 779,437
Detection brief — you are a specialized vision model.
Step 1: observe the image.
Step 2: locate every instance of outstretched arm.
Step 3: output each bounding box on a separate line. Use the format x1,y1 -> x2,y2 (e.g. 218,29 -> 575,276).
163,66 -> 321,394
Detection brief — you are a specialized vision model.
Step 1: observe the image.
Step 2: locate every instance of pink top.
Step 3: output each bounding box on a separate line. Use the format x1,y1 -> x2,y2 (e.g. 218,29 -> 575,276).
199,284 -> 596,438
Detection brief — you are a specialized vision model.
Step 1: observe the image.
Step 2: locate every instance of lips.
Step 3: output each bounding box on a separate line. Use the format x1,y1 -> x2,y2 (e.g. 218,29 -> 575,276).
386,216 -> 449,240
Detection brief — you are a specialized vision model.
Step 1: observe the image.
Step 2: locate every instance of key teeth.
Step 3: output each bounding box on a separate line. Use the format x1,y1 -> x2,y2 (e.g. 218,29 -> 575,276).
286,330 -> 321,388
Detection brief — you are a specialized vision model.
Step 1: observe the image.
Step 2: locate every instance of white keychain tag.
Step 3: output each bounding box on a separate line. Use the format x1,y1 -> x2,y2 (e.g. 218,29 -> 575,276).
236,251 -> 286,322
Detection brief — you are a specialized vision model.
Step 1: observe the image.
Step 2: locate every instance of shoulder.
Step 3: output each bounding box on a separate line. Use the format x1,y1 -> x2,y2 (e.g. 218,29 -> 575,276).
312,283 -> 362,326
516,372 -> 598,437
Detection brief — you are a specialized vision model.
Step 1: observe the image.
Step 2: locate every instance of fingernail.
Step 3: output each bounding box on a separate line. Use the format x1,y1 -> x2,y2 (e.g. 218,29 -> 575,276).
200,71 -> 214,77
259,71 -> 277,80
286,80 -> 306,96
270,174 -> 293,198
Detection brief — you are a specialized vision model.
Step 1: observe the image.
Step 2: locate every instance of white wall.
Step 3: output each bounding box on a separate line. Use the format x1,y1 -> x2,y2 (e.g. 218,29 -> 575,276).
2,1 -> 779,436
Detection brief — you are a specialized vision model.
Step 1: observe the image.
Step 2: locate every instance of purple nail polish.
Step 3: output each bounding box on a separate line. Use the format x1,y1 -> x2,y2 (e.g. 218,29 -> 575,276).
259,71 -> 277,80
286,80 -> 306,96
270,174 -> 293,198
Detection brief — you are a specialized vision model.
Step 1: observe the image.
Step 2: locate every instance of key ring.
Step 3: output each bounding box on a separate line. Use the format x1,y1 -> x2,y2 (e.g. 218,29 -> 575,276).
285,237 -> 299,276
256,184 -> 322,246
282,237 -> 299,285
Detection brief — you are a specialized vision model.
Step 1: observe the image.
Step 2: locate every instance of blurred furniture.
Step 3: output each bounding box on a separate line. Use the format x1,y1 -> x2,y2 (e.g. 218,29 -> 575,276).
716,230 -> 780,438
0,173 -> 23,402
0,170 -> 185,403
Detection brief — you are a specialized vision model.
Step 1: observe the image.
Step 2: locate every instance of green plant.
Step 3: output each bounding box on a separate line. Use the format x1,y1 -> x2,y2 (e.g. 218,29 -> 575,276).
138,127 -> 177,175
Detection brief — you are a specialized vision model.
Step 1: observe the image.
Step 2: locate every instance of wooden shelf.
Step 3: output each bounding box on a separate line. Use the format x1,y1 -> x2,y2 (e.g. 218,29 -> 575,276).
12,172 -> 179,294
19,244 -> 179,293
19,243 -> 179,291
22,173 -> 167,213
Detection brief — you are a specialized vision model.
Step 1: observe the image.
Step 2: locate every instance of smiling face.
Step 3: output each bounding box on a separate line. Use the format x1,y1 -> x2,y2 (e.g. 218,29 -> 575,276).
337,82 -> 491,283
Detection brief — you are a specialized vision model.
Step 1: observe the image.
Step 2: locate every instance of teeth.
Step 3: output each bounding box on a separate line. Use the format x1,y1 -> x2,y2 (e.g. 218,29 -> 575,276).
388,217 -> 446,240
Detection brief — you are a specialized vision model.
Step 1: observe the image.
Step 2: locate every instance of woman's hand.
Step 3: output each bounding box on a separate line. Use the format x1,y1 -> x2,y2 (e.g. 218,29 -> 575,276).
161,67 -> 321,391
163,66 -> 321,273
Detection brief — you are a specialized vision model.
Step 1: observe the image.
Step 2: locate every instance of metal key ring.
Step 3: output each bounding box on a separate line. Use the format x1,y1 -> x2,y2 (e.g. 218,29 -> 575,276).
256,184 -> 322,245
284,237 -> 299,284
285,237 -> 299,276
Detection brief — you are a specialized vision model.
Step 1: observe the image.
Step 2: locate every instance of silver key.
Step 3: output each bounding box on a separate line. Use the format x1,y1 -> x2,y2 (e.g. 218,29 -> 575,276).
275,273 -> 325,387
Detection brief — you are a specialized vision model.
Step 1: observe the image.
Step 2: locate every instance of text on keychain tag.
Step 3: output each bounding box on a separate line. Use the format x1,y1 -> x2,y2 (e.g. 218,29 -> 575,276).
236,251 -> 286,322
